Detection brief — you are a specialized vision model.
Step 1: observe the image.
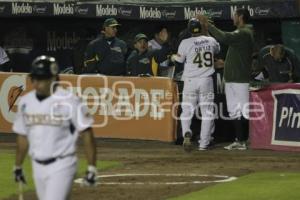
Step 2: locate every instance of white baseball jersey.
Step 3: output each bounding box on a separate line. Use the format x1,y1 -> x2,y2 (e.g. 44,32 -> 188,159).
0,47 -> 9,65
13,87 -> 94,161
175,36 -> 220,79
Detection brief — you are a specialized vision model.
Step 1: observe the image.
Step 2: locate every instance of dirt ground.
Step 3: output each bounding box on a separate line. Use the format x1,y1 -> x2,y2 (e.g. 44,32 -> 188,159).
3,140 -> 300,200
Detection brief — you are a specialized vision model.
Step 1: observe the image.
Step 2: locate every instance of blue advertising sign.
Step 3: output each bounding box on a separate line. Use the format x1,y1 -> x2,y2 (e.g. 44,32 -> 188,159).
272,89 -> 300,147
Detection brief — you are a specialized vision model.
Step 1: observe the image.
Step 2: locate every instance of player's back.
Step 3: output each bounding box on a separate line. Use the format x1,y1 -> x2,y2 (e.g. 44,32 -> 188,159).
179,35 -> 220,79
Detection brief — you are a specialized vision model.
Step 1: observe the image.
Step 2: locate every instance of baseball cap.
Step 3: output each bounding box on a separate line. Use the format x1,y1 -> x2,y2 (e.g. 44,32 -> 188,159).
103,18 -> 121,27
134,33 -> 148,43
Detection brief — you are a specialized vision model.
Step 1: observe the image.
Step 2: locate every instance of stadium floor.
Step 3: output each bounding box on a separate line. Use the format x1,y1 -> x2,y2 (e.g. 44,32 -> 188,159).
1,140 -> 300,200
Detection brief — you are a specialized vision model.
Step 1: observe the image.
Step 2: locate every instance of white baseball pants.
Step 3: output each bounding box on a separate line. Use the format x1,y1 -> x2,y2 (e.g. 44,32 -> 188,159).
180,76 -> 215,148
225,83 -> 249,119
32,156 -> 77,200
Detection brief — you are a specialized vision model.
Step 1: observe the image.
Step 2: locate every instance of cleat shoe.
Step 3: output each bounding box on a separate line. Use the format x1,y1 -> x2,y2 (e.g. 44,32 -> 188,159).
224,141 -> 247,150
183,132 -> 193,152
198,147 -> 208,151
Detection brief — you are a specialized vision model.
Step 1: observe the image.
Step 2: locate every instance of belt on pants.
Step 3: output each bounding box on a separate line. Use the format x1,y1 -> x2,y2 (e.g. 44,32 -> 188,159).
35,158 -> 57,165
34,153 -> 75,165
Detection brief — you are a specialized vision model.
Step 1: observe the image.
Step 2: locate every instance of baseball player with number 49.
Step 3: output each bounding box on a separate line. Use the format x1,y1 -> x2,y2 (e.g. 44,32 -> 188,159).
13,55 -> 97,200
173,18 -> 220,151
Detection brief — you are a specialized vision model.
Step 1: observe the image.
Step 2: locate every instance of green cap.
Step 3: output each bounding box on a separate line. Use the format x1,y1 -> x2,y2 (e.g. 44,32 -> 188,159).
103,18 -> 121,27
134,33 -> 148,43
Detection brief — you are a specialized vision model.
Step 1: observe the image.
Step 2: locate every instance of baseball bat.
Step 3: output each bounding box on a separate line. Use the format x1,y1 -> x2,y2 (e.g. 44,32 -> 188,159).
18,182 -> 24,200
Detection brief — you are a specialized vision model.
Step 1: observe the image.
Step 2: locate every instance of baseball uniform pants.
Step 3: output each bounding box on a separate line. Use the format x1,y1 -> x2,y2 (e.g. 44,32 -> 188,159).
181,76 -> 215,148
32,156 -> 77,200
225,82 -> 249,141
225,83 -> 249,119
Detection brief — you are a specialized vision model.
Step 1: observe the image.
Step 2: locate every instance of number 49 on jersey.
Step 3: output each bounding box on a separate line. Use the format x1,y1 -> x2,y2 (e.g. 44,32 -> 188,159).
193,52 -> 213,68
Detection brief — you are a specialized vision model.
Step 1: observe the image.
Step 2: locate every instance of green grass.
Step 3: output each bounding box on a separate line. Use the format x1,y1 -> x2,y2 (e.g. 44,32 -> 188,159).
0,152 -> 121,199
170,172 -> 300,200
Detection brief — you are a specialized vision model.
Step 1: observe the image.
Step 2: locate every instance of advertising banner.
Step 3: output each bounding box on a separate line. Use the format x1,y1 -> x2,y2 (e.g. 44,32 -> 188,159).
250,84 -> 300,151
0,1 -> 298,19
0,72 -> 178,142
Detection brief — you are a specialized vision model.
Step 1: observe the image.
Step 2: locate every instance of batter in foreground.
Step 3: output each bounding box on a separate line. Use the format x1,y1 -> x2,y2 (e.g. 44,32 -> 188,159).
13,55 -> 97,200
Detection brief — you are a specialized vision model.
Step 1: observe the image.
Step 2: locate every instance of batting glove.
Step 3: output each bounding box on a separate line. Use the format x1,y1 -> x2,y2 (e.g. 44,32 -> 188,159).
83,165 -> 97,186
14,166 -> 26,184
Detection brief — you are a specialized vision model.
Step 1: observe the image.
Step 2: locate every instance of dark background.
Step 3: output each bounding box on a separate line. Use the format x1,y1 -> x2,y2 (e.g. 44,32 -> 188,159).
0,17 -> 283,72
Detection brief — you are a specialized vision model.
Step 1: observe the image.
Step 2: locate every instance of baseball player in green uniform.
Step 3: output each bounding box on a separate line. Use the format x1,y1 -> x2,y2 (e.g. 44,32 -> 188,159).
198,8 -> 254,150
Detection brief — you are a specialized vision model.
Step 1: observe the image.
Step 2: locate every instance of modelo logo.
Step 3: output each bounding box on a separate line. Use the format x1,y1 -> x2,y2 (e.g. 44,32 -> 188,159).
53,4 -> 74,16
207,9 -> 223,18
47,32 -> 80,51
118,7 -> 132,17
4,29 -> 33,54
12,3 -> 32,15
33,5 -> 47,14
75,7 -> 89,15
96,5 -> 117,17
161,10 -> 176,19
140,7 -> 161,19
271,90 -> 300,146
0,6 -> 6,13
184,7 -> 207,20
230,5 -> 255,18
254,7 -> 270,16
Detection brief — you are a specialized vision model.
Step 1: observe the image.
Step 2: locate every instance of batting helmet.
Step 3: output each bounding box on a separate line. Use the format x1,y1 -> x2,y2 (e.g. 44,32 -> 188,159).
188,18 -> 202,34
30,55 -> 59,79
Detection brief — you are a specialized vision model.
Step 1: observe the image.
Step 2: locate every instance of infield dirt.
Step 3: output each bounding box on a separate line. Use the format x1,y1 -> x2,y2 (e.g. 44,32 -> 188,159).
3,140 -> 300,200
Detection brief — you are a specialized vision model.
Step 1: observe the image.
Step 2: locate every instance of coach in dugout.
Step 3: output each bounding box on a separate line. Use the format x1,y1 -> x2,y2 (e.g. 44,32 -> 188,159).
83,18 -> 127,75
257,44 -> 300,83
198,8 -> 254,150
126,33 -> 170,76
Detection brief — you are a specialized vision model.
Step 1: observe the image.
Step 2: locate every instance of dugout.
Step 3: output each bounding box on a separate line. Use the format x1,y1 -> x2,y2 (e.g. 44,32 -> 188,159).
0,0 -> 300,143
0,0 -> 299,71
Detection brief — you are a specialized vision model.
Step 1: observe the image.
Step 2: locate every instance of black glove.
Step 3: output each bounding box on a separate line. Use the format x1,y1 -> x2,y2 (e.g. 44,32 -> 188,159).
83,165 -> 97,186
14,166 -> 26,184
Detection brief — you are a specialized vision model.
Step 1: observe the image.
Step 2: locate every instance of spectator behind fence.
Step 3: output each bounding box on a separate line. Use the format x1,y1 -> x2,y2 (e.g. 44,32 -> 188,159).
0,45 -> 11,72
148,25 -> 170,68
83,18 -> 127,75
126,33 -> 170,77
258,44 -> 300,83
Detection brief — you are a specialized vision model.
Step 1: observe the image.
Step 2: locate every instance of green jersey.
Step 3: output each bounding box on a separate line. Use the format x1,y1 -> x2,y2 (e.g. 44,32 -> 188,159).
208,23 -> 254,83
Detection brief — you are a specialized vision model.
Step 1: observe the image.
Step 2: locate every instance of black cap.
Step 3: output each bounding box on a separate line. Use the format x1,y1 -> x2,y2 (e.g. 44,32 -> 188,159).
134,33 -> 148,43
188,18 -> 202,34
103,18 -> 121,28
30,55 -> 59,79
